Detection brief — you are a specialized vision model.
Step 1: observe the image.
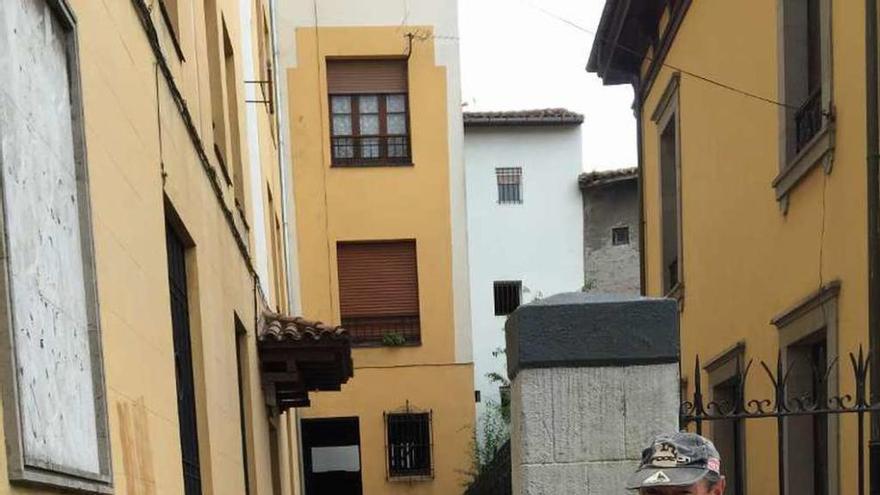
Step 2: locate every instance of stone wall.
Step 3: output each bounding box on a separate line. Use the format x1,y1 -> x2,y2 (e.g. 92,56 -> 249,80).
582,177 -> 640,294
506,293 -> 679,494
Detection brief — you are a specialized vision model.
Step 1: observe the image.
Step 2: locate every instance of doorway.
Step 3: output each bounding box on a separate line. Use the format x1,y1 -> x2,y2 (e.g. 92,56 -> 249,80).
302,417 -> 363,495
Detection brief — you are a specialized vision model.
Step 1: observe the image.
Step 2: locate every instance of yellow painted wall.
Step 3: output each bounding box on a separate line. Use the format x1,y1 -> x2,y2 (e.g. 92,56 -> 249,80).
288,25 -> 475,495
639,0 -> 867,493
0,0 -> 301,494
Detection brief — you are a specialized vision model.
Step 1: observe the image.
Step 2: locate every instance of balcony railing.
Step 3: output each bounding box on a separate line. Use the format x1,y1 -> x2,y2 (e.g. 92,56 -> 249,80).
331,135 -> 411,166
795,89 -> 823,152
341,315 -> 421,346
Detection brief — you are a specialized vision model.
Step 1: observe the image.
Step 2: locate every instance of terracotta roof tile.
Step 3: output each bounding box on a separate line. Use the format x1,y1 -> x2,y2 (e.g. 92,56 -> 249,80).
258,313 -> 349,342
578,167 -> 638,189
463,108 -> 584,127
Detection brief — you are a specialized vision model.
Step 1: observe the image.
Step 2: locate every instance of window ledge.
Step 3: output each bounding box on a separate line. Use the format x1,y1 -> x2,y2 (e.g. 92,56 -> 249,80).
352,341 -> 422,349
388,474 -> 433,483
772,123 -> 835,205
664,282 -> 684,311
10,468 -> 113,494
331,162 -> 414,168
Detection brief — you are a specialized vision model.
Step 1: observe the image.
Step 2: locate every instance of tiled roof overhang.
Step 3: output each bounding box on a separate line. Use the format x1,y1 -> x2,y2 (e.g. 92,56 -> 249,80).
463,108 -> 584,127
257,313 -> 353,413
586,0 -> 666,85
578,167 -> 638,190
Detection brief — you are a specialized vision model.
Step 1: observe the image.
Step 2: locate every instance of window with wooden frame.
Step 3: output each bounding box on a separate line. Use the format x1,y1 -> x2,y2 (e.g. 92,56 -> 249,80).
652,74 -> 683,299
385,411 -> 433,479
158,0 -> 184,60
493,281 -> 522,316
496,167 -> 523,204
223,21 -> 246,216
337,240 -> 420,346
774,0 -> 834,203
327,60 -> 411,166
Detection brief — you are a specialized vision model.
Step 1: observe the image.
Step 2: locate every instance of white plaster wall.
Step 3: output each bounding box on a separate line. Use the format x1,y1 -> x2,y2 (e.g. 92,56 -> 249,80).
274,0 -> 471,358
0,0 -> 100,474
464,125 -> 584,416
239,0 -> 270,297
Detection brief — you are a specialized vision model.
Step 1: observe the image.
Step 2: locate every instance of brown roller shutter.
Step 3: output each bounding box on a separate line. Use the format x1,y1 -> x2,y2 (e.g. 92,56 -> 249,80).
337,240 -> 419,318
327,59 -> 408,94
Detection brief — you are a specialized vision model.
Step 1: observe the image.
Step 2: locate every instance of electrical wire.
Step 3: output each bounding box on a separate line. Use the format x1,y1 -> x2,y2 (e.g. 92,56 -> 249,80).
522,1 -> 803,111
311,0 -> 338,318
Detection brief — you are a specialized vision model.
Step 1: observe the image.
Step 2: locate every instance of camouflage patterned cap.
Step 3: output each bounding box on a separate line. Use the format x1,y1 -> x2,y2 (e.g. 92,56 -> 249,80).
626,432 -> 722,490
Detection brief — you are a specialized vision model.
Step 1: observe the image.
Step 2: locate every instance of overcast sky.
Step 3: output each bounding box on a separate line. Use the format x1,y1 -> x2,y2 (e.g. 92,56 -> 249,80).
457,0 -> 636,172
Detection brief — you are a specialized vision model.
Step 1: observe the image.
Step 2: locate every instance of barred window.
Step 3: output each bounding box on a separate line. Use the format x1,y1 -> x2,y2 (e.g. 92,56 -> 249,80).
496,167 -> 522,204
612,226 -> 630,246
386,412 -> 432,478
494,281 -> 522,316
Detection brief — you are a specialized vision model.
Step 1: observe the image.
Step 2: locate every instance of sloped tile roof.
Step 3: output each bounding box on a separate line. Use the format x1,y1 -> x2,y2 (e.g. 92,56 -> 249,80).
463,108 -> 584,127
258,314 -> 349,342
578,167 -> 638,189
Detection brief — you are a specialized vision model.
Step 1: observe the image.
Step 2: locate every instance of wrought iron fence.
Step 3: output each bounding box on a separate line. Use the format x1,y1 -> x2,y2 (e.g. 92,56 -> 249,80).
465,440 -> 511,495
680,347 -> 879,495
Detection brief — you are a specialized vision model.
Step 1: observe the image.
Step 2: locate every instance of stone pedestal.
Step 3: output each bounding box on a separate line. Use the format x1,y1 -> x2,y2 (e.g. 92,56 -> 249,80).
506,293 -> 680,495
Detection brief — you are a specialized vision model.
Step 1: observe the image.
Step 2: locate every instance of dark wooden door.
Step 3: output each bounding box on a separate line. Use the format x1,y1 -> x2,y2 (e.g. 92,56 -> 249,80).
302,418 -> 363,495
166,224 -> 202,495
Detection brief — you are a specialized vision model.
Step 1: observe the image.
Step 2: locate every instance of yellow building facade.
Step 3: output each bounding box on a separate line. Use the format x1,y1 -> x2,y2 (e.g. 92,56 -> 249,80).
0,1 -> 351,495
277,1 -> 475,494
591,1 -> 878,494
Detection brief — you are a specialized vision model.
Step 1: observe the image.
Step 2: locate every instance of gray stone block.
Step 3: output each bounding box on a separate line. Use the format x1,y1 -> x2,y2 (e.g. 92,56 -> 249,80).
584,460 -> 639,495
623,363 -> 680,459
515,369 -> 555,464
551,367 -> 625,463
521,463 -> 588,495
506,292 -> 679,378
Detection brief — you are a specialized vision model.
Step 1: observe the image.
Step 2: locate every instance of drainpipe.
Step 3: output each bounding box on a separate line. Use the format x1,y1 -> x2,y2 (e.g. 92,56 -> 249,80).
634,83 -> 647,296
866,0 -> 880,490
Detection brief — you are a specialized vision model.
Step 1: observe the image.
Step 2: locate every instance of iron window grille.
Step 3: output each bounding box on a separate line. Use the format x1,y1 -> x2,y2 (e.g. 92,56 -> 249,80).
385,410 -> 433,479
496,167 -> 522,204
330,94 -> 411,166
494,281 -> 522,316
612,226 -> 630,246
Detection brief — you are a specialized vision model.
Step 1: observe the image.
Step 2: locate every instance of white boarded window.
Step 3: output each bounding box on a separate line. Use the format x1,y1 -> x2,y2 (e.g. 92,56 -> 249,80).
0,0 -> 111,491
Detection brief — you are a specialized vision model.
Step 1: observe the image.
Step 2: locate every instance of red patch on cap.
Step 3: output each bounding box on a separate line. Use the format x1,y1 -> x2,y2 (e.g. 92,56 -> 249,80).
707,458 -> 721,473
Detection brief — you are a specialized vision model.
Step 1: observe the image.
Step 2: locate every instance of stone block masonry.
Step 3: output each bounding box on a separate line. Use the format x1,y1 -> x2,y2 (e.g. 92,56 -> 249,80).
506,293 -> 680,494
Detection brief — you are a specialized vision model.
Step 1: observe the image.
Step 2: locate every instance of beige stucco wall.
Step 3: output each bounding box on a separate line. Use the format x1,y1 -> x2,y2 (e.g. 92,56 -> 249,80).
0,0 -> 302,494
639,1 -> 867,493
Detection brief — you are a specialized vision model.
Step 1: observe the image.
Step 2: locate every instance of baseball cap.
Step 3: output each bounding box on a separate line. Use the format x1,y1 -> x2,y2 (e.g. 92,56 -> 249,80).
626,432 -> 722,490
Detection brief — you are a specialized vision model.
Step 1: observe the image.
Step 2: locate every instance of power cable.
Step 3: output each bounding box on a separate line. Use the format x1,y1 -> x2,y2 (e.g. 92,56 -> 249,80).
519,1 -> 809,112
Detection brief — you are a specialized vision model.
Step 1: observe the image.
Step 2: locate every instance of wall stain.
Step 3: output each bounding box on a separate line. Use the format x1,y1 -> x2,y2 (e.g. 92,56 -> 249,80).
117,398 -> 156,495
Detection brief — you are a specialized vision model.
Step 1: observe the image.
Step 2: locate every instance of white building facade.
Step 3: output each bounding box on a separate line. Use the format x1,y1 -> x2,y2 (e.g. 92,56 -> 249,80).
464,109 -> 585,428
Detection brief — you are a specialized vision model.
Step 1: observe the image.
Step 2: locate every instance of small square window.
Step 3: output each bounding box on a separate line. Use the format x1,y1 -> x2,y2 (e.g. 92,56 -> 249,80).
494,281 -> 522,316
496,167 -> 522,204
612,226 -> 630,246
386,412 -> 432,478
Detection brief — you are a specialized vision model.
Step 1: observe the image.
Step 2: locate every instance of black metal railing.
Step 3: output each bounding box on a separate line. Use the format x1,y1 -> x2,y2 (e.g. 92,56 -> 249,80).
795,89 -> 823,152
681,347 -> 879,495
331,135 -> 411,166
341,315 -> 420,346
465,440 -> 511,495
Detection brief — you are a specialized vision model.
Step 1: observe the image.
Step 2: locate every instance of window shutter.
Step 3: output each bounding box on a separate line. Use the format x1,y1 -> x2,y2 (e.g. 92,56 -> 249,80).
327,60 -> 408,94
337,240 -> 419,318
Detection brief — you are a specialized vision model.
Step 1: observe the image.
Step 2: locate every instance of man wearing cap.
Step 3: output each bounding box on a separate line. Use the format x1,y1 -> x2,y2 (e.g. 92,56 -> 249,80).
627,432 -> 726,495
